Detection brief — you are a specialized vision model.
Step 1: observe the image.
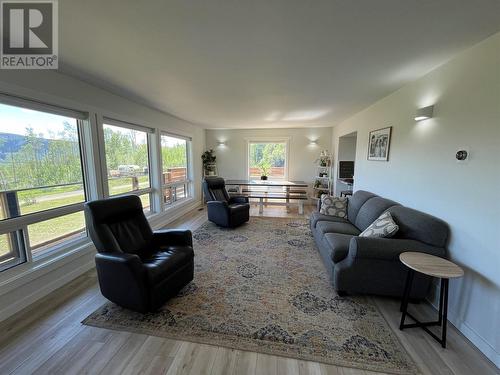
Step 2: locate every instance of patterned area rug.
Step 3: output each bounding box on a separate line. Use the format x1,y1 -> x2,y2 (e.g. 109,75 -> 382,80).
83,218 -> 417,374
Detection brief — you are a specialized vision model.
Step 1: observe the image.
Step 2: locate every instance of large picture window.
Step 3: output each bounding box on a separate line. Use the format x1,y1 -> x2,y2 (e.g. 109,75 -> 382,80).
0,100 -> 88,267
0,94 -> 197,274
161,133 -> 191,207
102,121 -> 152,212
248,140 -> 288,180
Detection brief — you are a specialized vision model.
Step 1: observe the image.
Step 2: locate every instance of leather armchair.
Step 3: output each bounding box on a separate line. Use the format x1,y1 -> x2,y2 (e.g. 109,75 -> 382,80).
84,195 -> 194,312
203,177 -> 250,228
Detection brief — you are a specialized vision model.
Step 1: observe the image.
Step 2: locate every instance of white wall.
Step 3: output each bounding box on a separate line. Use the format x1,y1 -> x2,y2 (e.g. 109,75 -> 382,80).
332,33 -> 500,366
205,127 -> 333,187
0,69 -> 205,321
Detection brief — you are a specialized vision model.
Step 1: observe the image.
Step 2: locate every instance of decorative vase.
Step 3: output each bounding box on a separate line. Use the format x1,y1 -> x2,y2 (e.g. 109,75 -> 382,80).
261,176 -> 268,180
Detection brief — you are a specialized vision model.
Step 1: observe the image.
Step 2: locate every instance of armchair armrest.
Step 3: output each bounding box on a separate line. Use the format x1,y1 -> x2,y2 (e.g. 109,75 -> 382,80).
95,252 -> 149,311
348,237 -> 446,262
229,195 -> 249,204
207,200 -> 229,210
95,252 -> 143,273
153,229 -> 193,247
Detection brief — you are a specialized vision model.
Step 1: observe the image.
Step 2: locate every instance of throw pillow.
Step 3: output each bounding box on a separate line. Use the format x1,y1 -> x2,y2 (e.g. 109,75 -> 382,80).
359,211 -> 399,238
319,195 -> 348,218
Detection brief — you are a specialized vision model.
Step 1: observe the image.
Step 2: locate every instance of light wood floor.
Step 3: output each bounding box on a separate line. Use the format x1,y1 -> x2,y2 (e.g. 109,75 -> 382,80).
0,204 -> 498,375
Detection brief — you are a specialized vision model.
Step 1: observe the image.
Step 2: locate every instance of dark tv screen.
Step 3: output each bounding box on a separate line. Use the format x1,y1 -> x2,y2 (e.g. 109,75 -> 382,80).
338,161 -> 355,179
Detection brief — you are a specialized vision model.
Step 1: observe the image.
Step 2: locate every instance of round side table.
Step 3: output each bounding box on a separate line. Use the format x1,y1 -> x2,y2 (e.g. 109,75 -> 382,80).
399,252 -> 464,348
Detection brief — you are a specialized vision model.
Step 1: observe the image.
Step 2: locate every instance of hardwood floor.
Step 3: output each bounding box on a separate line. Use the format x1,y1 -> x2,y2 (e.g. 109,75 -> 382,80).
0,204 -> 497,375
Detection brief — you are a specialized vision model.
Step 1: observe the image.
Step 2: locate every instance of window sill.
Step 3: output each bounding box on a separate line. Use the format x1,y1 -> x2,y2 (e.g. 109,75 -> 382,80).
164,197 -> 194,211
149,197 -> 199,229
0,196 -> 200,298
0,239 -> 95,297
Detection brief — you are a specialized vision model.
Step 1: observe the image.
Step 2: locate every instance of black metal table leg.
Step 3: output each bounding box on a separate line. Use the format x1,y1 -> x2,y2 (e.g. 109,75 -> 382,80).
441,278 -> 449,348
399,269 -> 414,329
399,275 -> 450,348
400,269 -> 414,312
437,278 -> 445,326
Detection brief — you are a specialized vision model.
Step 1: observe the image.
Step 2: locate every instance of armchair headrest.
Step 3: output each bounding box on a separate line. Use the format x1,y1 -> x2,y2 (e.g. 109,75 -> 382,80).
204,177 -> 226,189
84,195 -> 153,254
85,194 -> 143,223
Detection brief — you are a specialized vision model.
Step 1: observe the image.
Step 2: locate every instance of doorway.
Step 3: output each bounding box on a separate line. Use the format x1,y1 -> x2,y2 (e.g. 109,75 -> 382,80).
336,132 -> 357,196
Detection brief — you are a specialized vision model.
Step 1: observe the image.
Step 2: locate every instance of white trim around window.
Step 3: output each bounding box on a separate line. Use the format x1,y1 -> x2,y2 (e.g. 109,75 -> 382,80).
0,85 -> 200,280
160,132 -> 193,210
0,92 -> 88,119
245,136 -> 290,180
100,117 -> 155,216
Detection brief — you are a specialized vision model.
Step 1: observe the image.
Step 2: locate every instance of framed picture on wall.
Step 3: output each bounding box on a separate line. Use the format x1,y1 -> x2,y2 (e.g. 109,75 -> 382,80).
367,126 -> 392,161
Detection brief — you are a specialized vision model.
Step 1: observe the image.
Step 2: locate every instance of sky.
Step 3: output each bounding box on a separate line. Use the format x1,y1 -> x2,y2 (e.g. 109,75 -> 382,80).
0,102 -> 186,147
161,134 -> 186,148
0,103 -> 76,140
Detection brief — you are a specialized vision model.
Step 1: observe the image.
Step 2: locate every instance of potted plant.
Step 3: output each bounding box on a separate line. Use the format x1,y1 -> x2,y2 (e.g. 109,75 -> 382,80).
258,161 -> 271,180
202,149 -> 217,176
314,150 -> 331,167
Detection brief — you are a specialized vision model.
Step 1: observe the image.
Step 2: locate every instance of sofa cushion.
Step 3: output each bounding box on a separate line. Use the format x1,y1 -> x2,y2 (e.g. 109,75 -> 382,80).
360,211 -> 399,238
310,211 -> 349,228
324,233 -> 354,262
354,197 -> 400,231
387,205 -> 449,247
347,191 -> 377,224
316,220 -> 361,236
319,195 -> 348,218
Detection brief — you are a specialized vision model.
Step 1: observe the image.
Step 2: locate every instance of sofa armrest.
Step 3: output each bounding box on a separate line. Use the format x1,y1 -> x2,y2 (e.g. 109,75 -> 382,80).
229,195 -> 249,204
153,229 -> 193,247
348,237 -> 446,262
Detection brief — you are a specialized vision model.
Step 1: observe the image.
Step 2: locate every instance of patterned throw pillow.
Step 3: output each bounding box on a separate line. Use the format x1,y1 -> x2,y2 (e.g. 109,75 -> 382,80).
319,195 -> 348,218
359,211 -> 399,238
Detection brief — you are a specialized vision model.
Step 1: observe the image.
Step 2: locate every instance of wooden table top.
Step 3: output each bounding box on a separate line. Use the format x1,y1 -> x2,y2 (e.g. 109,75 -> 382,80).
400,252 -> 464,279
225,179 -> 308,187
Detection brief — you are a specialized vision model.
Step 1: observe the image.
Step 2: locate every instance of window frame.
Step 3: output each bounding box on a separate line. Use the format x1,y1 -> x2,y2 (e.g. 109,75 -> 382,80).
100,118 -> 154,214
246,137 -> 290,181
0,89 -> 198,277
0,230 -> 27,272
0,95 -> 92,267
160,132 -> 193,210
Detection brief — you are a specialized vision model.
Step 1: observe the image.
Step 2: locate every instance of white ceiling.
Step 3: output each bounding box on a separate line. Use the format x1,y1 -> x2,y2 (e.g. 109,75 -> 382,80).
59,0 -> 500,129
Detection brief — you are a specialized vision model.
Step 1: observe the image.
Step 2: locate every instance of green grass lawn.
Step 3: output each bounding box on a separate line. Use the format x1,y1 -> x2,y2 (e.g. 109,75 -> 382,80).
0,175 -> 151,257
0,234 -> 10,257
29,211 -> 86,252
17,183 -> 83,201
108,175 -> 150,195
20,194 -> 85,215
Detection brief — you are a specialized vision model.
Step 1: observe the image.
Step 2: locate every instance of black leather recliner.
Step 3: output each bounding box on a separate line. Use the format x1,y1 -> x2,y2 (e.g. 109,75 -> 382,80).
203,177 -> 250,228
84,195 -> 194,313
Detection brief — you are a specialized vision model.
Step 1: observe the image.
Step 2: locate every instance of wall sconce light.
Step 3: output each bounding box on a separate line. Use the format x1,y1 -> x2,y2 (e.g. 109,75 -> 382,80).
415,105 -> 434,121
217,140 -> 226,147
309,139 -> 318,146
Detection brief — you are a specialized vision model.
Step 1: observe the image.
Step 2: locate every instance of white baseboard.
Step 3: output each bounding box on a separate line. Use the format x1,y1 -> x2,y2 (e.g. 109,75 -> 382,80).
0,200 -> 203,323
149,200 -> 203,230
0,257 -> 95,322
427,296 -> 500,368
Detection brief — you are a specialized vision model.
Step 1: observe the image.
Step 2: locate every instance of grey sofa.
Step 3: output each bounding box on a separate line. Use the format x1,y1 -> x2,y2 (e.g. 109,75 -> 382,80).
310,190 -> 449,299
